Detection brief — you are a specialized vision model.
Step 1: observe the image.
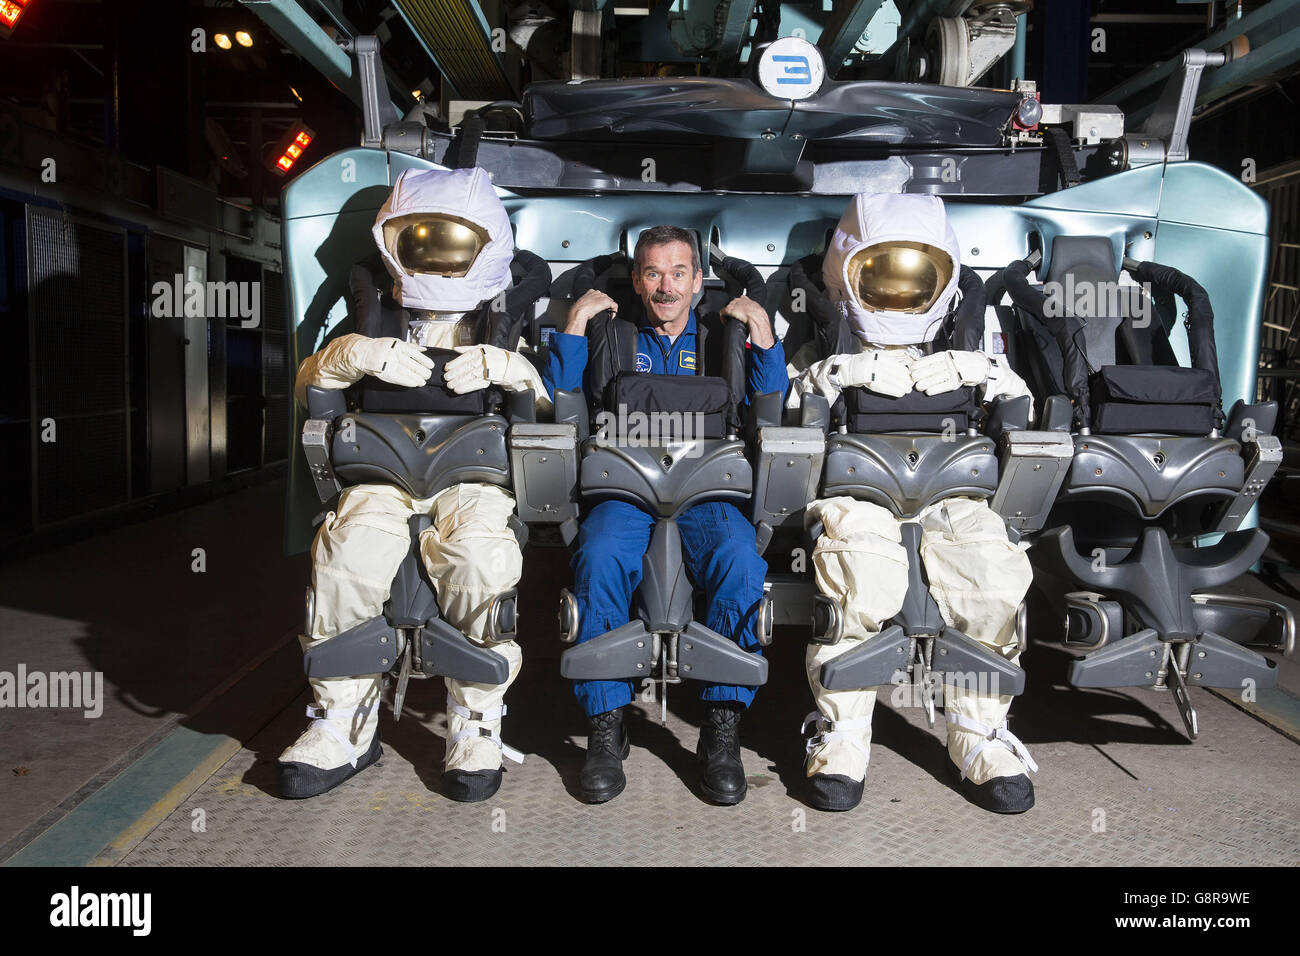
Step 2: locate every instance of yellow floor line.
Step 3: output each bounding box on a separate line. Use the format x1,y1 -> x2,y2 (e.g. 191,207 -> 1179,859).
86,735 -> 247,867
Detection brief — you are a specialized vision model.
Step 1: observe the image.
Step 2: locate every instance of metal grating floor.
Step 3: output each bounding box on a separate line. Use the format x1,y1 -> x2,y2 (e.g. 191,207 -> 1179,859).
115,643 -> 1300,867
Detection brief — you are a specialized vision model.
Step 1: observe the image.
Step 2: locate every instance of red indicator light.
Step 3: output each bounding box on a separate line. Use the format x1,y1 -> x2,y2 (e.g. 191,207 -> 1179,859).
267,122 -> 315,176
0,0 -> 32,32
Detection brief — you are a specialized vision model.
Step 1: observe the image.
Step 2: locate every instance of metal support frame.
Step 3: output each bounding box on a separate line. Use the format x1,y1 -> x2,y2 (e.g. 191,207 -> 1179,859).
240,0 -> 402,120
714,0 -> 758,72
818,0 -> 888,76
390,0 -> 516,100
1137,48 -> 1227,163
1096,0 -> 1300,126
339,36 -> 399,149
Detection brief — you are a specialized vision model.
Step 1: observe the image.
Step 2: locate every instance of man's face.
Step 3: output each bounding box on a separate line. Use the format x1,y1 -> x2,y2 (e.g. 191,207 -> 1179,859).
631,240 -> 703,329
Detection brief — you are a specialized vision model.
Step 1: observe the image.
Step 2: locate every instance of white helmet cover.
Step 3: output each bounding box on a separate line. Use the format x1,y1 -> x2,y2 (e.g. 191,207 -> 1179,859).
822,192 -> 962,346
372,167 -> 514,311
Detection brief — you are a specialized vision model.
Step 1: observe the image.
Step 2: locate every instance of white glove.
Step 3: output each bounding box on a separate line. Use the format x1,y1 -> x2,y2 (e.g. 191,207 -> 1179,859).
910,350 -> 991,395
444,344 -> 533,395
828,350 -> 914,398
346,335 -> 435,388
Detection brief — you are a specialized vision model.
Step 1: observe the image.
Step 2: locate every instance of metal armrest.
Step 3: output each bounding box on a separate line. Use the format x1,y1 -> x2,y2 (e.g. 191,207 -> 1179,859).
985,395 -> 1032,439
1041,394 -> 1073,432
553,389 -> 589,440
306,385 -> 348,421
749,391 -> 783,431
800,393 -> 831,433
990,430 -> 1074,533
507,387 -> 536,423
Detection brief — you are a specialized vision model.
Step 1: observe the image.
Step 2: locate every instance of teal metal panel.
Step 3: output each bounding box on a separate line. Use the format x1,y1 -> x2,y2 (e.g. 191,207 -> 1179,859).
1150,222 -> 1269,411
279,150 -> 1273,551
1158,161 -> 1270,233
1023,162 -> 1165,218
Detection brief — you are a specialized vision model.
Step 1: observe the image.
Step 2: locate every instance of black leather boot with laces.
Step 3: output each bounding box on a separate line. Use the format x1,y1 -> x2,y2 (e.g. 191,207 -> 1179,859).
697,702 -> 747,805
580,707 -> 629,803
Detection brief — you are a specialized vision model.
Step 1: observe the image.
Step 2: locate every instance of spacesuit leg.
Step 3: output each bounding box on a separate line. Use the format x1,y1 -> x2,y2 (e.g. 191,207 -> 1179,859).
569,500 -> 655,718
278,483 -> 414,799
420,482 -> 525,803
804,497 -> 910,811
918,496 -> 1037,813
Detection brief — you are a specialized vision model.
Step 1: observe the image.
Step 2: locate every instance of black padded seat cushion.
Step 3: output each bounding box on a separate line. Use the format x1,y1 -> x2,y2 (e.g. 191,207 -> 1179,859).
1090,365 -> 1217,435
607,372 -> 732,439
360,347 -> 496,415
843,385 -> 979,433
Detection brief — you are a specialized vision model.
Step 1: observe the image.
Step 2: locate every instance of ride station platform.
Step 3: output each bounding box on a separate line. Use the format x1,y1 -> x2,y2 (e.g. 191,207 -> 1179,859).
2,480 -> 1296,868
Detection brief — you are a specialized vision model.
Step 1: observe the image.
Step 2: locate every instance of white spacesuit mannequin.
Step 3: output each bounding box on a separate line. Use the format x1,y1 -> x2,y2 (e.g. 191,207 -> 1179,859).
788,192 -> 1039,814
278,166 -> 550,802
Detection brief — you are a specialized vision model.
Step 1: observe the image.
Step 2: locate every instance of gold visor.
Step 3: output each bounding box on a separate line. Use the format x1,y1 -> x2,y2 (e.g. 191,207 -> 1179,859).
383,213 -> 491,277
846,241 -> 953,313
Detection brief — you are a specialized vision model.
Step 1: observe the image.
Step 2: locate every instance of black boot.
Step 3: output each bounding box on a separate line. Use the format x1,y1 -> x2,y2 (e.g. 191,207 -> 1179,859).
697,703 -> 747,805
580,708 -> 629,803
277,733 -> 383,800
806,774 -> 865,812
442,768 -> 503,803
948,762 -> 1035,814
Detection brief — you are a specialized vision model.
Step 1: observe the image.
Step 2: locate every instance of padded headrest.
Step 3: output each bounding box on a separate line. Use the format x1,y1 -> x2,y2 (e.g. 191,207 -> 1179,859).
1045,235 -> 1124,368
1046,236 -> 1119,287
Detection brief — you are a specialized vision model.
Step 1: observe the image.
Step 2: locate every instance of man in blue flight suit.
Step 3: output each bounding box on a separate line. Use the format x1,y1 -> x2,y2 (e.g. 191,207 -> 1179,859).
543,225 -> 788,805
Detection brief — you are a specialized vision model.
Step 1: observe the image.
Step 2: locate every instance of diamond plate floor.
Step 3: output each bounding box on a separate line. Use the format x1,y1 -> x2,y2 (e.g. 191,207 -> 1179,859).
114,639 -> 1300,867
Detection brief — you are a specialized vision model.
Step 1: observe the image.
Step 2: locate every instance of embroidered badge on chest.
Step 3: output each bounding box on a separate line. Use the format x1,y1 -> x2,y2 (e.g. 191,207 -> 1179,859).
679,350 -> 697,371
635,352 -> 652,373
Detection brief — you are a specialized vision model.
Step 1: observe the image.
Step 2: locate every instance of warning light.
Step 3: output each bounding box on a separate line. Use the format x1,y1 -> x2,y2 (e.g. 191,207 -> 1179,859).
214,32 -> 232,50
0,0 -> 34,39
267,122 -> 316,176
235,30 -> 252,48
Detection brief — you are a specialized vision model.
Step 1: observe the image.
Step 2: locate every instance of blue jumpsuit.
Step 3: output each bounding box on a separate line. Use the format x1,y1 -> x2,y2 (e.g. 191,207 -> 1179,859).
544,308 -> 789,717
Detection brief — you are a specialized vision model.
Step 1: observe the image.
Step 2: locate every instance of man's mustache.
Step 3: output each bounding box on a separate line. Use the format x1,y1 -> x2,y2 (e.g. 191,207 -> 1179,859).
651,291 -> 681,304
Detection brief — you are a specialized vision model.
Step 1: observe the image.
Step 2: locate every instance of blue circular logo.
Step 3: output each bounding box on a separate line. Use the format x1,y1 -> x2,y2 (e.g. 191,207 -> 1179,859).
635,352 -> 652,372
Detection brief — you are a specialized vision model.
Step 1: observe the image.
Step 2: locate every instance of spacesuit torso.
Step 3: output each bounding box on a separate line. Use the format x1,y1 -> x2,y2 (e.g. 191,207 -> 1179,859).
787,190 -> 1030,413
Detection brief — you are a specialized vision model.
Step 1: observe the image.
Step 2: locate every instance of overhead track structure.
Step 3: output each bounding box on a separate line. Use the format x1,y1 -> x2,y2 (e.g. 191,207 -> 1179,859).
241,0 -> 404,121
1094,0 -> 1300,126
390,0 -> 516,100
816,0 -> 888,77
